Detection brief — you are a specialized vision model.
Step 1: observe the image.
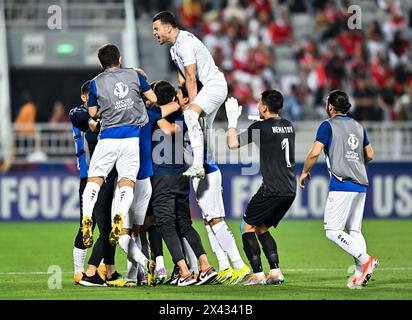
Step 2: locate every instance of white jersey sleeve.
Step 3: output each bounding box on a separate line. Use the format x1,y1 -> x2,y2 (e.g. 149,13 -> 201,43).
177,40 -> 196,67
170,30 -> 226,85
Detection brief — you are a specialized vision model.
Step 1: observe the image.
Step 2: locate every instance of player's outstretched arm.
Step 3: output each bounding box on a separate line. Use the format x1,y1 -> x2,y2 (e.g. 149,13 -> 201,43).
227,128 -> 240,149
225,97 -> 242,149
299,141 -> 324,188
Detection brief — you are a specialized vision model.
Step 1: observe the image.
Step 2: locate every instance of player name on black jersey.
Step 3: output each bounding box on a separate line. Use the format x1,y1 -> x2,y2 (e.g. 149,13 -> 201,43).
272,126 -> 294,134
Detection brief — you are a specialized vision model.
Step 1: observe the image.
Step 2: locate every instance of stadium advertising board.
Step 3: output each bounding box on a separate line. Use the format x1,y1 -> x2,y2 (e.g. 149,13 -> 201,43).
0,163 -> 411,220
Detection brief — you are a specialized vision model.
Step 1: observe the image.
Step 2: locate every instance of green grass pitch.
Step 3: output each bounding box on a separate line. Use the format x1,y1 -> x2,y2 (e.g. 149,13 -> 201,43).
0,219 -> 411,300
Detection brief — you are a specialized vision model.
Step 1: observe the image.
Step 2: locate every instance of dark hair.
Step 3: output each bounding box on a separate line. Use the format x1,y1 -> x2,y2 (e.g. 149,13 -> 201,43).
178,84 -> 188,98
261,90 -> 283,112
327,90 -> 351,113
153,80 -> 176,105
152,11 -> 178,28
97,43 -> 121,69
150,81 -> 157,90
81,80 -> 90,95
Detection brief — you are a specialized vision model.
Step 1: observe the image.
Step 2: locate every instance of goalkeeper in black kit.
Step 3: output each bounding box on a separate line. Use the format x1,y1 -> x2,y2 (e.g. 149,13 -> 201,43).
226,90 -> 296,285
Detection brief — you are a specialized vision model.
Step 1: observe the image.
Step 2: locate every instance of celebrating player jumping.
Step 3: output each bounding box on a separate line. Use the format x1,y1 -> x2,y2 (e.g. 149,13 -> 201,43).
152,11 -> 228,179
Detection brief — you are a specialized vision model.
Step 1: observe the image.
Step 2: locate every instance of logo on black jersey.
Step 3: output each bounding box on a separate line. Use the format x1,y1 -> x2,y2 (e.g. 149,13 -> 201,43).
114,82 -> 129,99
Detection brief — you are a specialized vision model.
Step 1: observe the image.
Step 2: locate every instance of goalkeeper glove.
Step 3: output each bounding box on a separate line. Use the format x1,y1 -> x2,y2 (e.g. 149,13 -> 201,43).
225,97 -> 242,129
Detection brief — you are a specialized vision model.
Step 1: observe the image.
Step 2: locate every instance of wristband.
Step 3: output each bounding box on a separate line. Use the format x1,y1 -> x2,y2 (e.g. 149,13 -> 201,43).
228,118 -> 238,129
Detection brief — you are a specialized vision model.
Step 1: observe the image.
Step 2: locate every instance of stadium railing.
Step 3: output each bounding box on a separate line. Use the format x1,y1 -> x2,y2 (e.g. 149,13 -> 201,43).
4,0 -> 126,28
4,121 -> 412,165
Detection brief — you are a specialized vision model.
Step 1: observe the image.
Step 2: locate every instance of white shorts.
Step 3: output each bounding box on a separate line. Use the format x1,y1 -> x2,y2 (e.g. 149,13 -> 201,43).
324,191 -> 366,232
111,178 -> 152,229
192,169 -> 225,221
88,137 -> 139,182
129,178 -> 152,226
193,82 -> 228,117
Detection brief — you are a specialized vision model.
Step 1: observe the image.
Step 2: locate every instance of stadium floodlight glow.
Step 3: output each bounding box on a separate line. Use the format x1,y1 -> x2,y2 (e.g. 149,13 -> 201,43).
56,43 -> 74,55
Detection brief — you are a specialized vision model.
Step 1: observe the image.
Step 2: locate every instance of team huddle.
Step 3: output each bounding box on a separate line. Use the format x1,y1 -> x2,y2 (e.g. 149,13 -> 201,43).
69,11 -> 378,289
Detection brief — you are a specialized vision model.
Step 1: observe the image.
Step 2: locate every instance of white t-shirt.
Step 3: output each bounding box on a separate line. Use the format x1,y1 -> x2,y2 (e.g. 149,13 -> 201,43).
170,30 -> 226,86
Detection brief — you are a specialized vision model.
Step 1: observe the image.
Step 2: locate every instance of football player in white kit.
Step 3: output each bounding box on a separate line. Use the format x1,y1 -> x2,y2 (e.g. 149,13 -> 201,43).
177,85 -> 250,284
152,11 -> 228,179
299,90 -> 379,289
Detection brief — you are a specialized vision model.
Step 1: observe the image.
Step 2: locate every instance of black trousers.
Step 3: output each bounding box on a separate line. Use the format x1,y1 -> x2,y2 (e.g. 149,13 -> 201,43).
74,172 -> 116,267
151,174 -> 205,264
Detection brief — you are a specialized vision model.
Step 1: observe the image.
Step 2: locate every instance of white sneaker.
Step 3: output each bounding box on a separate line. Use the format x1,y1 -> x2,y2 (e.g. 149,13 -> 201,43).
266,269 -> 284,285
183,165 -> 205,179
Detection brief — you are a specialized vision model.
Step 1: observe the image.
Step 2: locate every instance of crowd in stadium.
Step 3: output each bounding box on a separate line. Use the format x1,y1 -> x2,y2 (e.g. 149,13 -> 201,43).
140,0 -> 412,122
10,0 -> 412,125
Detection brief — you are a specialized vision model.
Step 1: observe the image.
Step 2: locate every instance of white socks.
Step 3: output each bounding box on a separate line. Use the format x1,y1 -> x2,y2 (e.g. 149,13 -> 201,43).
82,182 -> 100,218
114,186 -> 134,217
73,247 -> 87,274
127,260 -> 137,280
156,256 -> 165,271
326,230 -> 369,264
183,237 -> 199,273
206,225 -> 230,271
183,109 -> 204,166
119,234 -> 148,268
126,236 -> 140,279
211,222 -> 245,270
349,230 -> 368,276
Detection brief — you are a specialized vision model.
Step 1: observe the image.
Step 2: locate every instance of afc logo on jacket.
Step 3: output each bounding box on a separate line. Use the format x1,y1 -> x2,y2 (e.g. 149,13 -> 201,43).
114,82 -> 129,99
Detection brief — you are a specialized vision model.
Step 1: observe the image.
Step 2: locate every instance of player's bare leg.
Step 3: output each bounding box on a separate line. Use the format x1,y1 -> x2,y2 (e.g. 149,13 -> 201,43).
182,103 -> 205,179
176,259 -> 197,286
195,254 -> 218,285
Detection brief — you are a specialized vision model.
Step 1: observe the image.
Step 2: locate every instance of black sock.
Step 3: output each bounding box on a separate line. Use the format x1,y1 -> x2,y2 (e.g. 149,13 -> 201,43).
242,232 -> 263,273
258,232 -> 279,270
74,228 -> 86,249
147,225 -> 163,258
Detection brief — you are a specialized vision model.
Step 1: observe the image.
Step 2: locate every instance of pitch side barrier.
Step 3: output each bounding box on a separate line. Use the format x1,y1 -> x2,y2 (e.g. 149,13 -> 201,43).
0,162 -> 411,220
